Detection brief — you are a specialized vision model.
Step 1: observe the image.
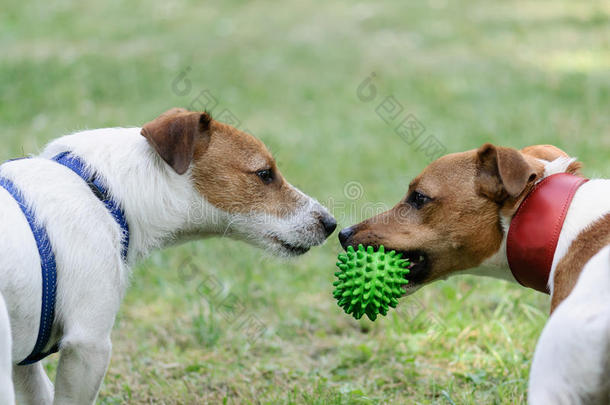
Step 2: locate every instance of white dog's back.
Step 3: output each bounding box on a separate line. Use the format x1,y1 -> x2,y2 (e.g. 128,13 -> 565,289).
529,245 -> 610,404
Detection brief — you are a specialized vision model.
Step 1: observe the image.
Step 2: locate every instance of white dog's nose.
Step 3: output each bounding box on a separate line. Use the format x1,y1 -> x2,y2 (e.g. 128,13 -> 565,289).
319,214 -> 337,237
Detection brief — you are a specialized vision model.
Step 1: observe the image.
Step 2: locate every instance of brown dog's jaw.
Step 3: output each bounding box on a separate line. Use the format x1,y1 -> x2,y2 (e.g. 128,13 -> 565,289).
398,250 -> 430,285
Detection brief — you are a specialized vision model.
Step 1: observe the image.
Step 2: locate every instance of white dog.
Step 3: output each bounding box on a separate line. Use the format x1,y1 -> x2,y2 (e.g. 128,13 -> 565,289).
0,108 -> 336,404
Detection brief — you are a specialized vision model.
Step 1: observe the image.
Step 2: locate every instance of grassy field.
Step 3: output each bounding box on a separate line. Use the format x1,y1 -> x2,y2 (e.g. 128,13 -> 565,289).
1,0 -> 609,403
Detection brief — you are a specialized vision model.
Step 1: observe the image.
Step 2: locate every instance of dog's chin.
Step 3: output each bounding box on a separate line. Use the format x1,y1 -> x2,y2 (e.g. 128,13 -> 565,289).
277,241 -> 311,257
402,282 -> 423,296
267,235 -> 312,257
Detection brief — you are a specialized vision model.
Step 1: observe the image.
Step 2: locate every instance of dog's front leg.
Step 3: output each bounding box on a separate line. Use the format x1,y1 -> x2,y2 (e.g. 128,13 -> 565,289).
52,335 -> 112,405
0,293 -> 15,405
13,363 -> 54,405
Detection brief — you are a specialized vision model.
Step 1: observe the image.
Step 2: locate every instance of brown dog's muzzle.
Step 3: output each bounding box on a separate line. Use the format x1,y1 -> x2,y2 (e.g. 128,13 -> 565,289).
337,221 -> 432,287
338,226 -> 355,249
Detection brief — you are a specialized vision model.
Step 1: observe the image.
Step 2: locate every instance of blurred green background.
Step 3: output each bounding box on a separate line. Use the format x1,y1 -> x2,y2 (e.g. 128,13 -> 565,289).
1,0 -> 609,403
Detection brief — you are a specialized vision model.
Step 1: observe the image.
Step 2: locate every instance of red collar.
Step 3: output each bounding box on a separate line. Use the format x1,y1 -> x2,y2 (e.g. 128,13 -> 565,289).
506,173 -> 588,294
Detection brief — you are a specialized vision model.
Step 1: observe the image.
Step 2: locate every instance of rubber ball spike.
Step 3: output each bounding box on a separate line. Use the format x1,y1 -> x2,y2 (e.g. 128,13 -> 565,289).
333,245 -> 411,321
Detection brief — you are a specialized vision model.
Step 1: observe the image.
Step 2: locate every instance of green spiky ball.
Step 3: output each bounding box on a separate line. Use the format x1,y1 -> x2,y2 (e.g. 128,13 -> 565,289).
333,245 -> 410,321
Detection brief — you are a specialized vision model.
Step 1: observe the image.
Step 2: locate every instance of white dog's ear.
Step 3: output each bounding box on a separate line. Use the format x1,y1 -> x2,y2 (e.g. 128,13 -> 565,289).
476,143 -> 537,202
141,109 -> 212,175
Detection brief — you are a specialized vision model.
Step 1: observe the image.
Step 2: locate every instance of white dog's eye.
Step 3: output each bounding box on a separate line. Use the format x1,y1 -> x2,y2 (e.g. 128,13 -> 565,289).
256,169 -> 274,185
408,191 -> 432,209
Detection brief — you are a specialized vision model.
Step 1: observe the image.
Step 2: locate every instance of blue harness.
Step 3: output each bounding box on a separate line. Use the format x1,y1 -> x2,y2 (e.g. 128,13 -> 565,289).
0,152 -> 129,365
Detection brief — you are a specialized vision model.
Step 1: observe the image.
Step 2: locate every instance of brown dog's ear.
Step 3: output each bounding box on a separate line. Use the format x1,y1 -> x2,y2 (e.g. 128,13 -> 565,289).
476,143 -> 537,202
141,109 -> 212,175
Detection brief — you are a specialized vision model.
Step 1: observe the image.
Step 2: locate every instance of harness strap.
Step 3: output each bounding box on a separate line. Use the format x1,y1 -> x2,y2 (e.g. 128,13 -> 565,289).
1,153 -> 129,365
52,152 -> 130,261
0,176 -> 59,365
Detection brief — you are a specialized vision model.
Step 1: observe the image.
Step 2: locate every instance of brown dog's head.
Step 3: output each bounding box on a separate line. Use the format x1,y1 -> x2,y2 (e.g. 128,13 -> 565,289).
142,108 -> 336,256
338,143 -> 581,293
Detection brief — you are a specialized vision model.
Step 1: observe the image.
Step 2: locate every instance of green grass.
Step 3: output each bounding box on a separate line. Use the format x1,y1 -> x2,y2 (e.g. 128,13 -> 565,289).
2,0 -> 609,403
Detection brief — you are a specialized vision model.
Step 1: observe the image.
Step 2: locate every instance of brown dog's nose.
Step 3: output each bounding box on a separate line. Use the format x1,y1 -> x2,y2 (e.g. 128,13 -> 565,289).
320,214 -> 337,237
338,226 -> 354,249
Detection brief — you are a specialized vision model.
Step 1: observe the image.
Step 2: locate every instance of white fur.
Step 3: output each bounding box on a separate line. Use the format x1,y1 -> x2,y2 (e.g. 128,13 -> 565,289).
0,294 -> 15,405
542,157 -> 577,178
0,127 -> 333,404
548,179 -> 610,295
529,245 -> 610,405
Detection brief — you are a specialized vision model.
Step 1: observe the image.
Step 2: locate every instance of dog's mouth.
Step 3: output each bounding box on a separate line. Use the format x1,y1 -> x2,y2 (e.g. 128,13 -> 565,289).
396,249 -> 430,286
343,244 -> 430,291
269,236 -> 311,256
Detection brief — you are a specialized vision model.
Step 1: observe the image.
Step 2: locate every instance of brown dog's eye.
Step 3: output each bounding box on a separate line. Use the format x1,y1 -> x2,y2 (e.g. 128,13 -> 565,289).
256,169 -> 274,185
408,191 -> 432,209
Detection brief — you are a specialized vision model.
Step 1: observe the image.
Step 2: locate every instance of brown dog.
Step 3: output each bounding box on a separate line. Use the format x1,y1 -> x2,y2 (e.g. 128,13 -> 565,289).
339,143 -> 610,404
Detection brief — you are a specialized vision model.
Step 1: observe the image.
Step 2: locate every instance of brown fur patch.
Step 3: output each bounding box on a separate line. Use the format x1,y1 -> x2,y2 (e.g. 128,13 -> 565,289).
141,109 -> 212,175
477,143 -> 538,202
142,108 -> 302,218
191,120 -> 301,217
551,213 -> 610,312
521,144 -> 569,161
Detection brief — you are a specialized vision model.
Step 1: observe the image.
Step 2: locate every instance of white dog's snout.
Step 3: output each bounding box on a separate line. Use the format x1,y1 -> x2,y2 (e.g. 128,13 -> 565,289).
300,197 -> 337,239
309,202 -> 336,238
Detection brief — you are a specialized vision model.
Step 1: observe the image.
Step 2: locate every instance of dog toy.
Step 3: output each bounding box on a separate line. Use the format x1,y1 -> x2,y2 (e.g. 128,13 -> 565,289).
333,245 -> 410,321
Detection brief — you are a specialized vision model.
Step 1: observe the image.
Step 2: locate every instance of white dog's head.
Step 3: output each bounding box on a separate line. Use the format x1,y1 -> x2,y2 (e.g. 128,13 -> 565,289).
142,108 -> 336,256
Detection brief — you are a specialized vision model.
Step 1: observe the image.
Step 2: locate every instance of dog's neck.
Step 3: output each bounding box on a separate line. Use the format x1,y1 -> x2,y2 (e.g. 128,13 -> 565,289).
42,128 -> 230,262
474,158 -> 590,292
463,216 -> 515,281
